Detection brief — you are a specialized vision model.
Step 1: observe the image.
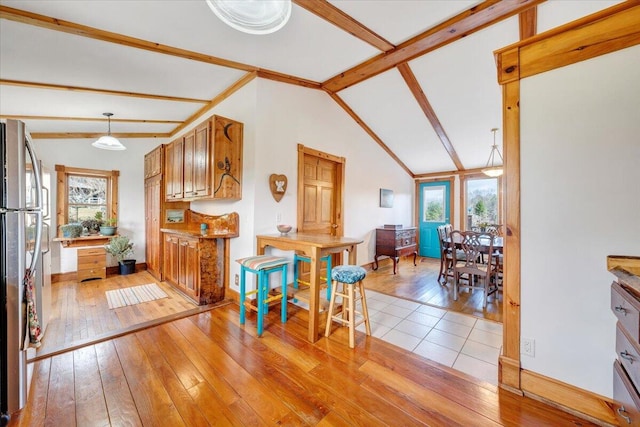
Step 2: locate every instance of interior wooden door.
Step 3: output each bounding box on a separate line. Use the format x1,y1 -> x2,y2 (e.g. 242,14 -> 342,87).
297,145 -> 344,236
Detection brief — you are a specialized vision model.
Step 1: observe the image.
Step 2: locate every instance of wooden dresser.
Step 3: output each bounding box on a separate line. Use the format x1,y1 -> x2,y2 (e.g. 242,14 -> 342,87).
77,247 -> 106,282
609,255 -> 640,425
373,226 -> 417,274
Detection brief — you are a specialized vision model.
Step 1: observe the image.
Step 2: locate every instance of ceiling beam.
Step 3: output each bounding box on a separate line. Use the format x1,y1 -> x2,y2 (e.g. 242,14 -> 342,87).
0,115 -> 182,124
519,7 -> 538,39
397,63 -> 464,171
170,71 -> 257,138
326,91 -> 414,177
293,0 -> 394,52
323,0 -> 546,92
0,79 -> 208,104
414,166 -> 488,180
30,133 -> 169,139
0,5 -> 257,72
256,70 -> 322,89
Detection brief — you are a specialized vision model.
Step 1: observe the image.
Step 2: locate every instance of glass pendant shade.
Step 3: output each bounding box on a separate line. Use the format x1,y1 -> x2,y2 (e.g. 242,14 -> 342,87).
92,112 -> 126,151
205,0 -> 292,35
482,128 -> 503,177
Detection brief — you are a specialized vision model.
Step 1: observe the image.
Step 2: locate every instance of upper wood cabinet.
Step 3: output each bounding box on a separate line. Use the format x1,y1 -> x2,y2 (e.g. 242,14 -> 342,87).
165,137 -> 184,200
164,114 -> 243,202
212,115 -> 243,200
144,145 -> 162,178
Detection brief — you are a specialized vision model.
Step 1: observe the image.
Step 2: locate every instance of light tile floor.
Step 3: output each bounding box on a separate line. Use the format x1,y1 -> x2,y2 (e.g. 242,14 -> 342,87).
355,290 -> 503,385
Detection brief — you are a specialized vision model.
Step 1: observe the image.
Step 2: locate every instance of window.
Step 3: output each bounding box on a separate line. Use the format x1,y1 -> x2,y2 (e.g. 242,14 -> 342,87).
55,165 -> 119,237
461,174 -> 502,231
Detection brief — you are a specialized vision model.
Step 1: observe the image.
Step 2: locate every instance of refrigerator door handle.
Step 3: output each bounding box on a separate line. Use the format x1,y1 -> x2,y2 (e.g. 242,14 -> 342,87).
42,186 -> 49,219
42,222 -> 51,255
25,134 -> 43,273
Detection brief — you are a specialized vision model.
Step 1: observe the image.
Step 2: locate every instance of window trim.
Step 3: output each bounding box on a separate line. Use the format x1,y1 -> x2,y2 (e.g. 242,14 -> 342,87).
55,165 -> 119,237
459,173 -> 503,231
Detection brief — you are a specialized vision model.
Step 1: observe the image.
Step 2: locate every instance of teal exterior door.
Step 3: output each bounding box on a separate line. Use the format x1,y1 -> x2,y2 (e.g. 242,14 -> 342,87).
419,181 -> 451,258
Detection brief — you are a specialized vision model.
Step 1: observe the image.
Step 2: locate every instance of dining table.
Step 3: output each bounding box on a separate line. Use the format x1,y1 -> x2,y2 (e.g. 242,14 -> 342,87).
446,233 -> 504,253
256,232 -> 363,343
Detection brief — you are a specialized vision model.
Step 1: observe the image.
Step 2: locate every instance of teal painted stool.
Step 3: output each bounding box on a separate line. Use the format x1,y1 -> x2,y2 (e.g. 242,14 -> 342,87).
293,253 -> 332,300
325,265 -> 371,348
236,255 -> 289,336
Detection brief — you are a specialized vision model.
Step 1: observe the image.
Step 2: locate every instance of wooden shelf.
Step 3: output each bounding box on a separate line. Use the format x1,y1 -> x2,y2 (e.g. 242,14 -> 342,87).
53,235 -> 116,248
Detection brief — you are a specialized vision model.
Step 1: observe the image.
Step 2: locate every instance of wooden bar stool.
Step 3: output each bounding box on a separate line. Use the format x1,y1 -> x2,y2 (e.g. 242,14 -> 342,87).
292,253 -> 332,300
236,255 -> 289,337
324,265 -> 371,348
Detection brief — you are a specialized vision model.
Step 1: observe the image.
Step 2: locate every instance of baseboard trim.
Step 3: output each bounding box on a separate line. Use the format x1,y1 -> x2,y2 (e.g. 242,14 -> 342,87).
52,262 -> 148,283
521,369 -> 616,426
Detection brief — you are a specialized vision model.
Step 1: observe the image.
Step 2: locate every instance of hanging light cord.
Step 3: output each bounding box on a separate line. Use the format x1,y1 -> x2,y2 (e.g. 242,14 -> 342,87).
485,128 -> 502,168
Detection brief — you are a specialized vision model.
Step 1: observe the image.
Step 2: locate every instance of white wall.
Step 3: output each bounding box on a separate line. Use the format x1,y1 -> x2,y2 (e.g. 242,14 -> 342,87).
194,78 -> 415,294
520,45 -> 640,397
33,137 -> 160,273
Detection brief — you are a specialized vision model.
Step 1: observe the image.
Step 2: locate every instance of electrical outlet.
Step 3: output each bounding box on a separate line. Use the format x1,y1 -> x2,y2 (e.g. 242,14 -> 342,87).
521,337 -> 535,357
276,212 -> 282,223
234,274 -> 239,286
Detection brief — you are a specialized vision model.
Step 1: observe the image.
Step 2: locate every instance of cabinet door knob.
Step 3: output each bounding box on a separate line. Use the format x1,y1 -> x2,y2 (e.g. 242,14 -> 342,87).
615,305 -> 628,315
617,406 -> 632,424
620,350 -> 635,363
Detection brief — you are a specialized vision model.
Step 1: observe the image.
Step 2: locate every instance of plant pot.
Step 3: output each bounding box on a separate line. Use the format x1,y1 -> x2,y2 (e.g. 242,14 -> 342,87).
100,226 -> 117,236
119,259 -> 136,275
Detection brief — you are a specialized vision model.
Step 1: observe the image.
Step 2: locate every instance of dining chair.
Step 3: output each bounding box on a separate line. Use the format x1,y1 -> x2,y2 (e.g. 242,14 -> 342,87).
450,230 -> 498,308
437,225 -> 453,284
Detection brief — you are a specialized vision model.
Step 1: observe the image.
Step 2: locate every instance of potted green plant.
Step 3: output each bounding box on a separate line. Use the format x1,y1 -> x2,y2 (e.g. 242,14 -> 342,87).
100,216 -> 117,236
104,235 -> 136,275
82,212 -> 104,235
60,223 -> 83,238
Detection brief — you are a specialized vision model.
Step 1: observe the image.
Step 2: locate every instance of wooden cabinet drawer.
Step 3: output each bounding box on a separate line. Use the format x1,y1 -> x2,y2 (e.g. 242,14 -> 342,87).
612,281 -> 640,342
613,360 -> 640,426
77,247 -> 106,281
78,247 -> 106,257
617,322 -> 640,392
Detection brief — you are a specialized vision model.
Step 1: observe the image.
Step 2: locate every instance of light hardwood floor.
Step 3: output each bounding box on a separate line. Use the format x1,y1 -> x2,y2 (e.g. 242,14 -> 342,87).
13,303 -> 594,426
35,271 -> 197,358
364,257 -> 503,323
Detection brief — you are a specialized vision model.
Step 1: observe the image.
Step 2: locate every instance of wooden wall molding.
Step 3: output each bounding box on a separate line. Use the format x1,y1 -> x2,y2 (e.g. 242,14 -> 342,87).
494,3 -> 640,423
521,369 -> 617,425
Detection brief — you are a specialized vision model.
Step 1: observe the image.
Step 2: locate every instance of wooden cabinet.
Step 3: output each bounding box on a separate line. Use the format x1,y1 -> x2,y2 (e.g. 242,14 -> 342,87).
211,115 -> 243,200
145,173 -> 163,280
144,145 -> 162,178
77,247 -> 106,281
611,271 -> 640,426
183,121 -> 210,199
373,227 -> 417,274
162,231 -> 225,305
164,115 -> 243,202
165,137 -> 184,200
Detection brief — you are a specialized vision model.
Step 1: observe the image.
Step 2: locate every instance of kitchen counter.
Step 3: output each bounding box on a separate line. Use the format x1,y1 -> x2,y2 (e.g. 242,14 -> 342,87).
159,228 -> 236,239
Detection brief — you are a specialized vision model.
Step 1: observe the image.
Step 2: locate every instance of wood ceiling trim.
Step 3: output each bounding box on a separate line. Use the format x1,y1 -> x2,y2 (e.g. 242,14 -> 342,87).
293,0 -> 394,52
496,3 -> 640,84
0,5 -> 257,72
322,0 -> 546,92
397,63 -> 464,171
31,132 -> 169,139
519,7 -> 537,40
170,71 -> 257,138
256,70 -> 322,89
414,166 -> 487,180
326,91 -> 414,178
0,79 -> 208,104
0,115 -> 182,124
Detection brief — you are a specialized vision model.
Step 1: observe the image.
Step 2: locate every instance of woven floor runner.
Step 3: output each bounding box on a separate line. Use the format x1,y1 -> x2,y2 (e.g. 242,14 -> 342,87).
106,283 -> 168,309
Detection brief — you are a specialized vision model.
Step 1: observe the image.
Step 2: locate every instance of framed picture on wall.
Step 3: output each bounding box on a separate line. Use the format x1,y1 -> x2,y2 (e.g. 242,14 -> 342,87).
380,188 -> 394,208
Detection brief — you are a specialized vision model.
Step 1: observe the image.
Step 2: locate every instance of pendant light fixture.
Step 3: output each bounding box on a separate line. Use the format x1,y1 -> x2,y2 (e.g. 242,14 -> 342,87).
92,112 -> 126,151
205,0 -> 292,35
482,128 -> 503,177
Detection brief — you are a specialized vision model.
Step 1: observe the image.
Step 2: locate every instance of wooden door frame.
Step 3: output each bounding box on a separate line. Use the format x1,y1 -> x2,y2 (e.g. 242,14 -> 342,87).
493,1 -> 640,412
296,144 -> 345,236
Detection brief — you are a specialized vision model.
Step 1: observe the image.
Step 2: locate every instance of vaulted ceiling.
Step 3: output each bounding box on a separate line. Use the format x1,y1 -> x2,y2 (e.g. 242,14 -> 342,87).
0,0 -> 622,176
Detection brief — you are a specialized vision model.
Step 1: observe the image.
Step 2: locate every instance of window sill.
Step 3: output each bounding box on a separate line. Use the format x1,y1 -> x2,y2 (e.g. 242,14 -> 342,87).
53,234 -> 117,248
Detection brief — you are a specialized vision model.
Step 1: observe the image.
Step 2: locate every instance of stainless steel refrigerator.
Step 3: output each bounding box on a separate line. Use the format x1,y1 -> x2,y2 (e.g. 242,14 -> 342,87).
1,119 -> 45,425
